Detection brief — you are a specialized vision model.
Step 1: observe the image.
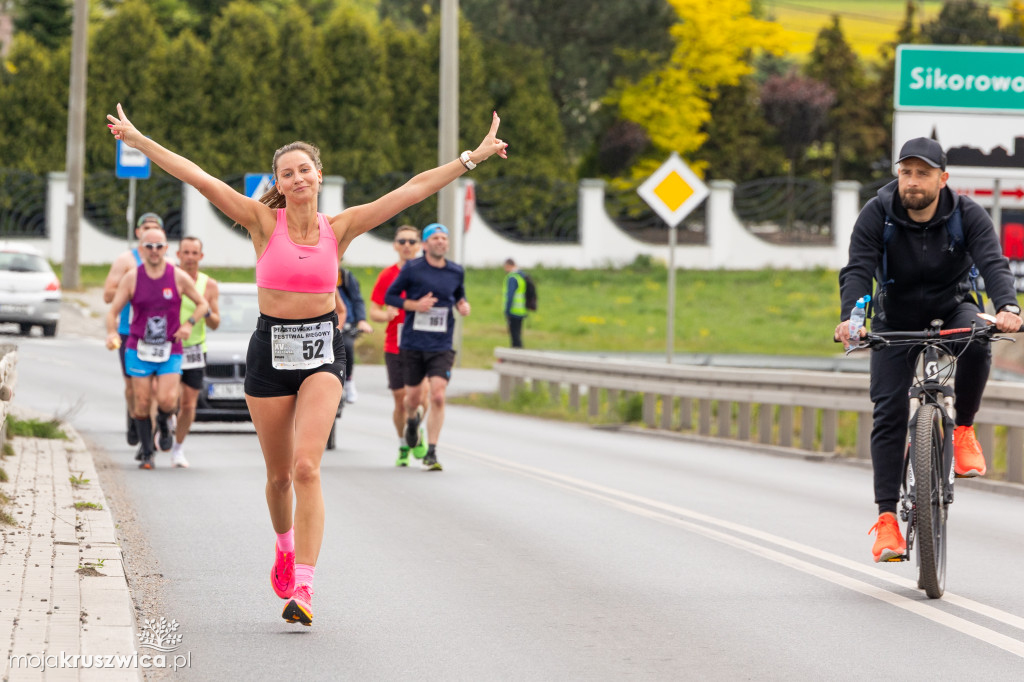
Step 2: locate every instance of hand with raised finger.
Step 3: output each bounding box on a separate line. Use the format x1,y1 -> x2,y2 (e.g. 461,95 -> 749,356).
105,103 -> 140,147
468,111 -> 509,164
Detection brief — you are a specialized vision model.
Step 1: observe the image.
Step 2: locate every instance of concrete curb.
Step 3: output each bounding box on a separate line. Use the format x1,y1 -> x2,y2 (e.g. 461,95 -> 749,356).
0,414 -> 139,681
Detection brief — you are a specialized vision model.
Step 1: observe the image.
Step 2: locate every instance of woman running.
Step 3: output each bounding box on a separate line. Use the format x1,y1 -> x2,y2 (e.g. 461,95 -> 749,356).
107,104 -> 507,626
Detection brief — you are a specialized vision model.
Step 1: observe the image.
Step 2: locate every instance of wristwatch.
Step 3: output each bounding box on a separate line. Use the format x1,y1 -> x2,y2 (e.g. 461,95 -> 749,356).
186,316 -> 197,325
1000,304 -> 1022,315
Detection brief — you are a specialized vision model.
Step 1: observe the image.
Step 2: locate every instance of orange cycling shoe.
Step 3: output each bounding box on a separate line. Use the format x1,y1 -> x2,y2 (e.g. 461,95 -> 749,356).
953,425 -> 986,478
868,513 -> 906,563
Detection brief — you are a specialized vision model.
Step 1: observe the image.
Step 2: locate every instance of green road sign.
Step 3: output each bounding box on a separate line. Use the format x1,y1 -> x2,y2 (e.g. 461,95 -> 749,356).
896,45 -> 1024,113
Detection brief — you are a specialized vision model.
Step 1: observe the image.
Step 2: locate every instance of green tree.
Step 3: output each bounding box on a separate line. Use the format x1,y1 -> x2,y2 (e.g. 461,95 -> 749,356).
458,0 -> 676,165
274,4 -> 322,151
805,16 -> 887,182
315,5 -> 395,181
203,1 -> 279,177
920,0 -> 1004,45
85,0 -> 168,173
694,76 -> 786,182
146,29 -> 213,165
616,0 -> 787,180
0,34 -> 67,172
13,0 -> 71,49
381,18 -> 434,173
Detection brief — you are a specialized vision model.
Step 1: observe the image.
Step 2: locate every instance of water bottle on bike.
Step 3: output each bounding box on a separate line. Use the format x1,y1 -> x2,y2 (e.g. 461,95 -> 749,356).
848,295 -> 870,346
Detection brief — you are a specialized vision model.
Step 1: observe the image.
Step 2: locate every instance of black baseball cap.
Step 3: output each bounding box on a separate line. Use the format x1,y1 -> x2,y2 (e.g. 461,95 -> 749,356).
897,137 -> 946,170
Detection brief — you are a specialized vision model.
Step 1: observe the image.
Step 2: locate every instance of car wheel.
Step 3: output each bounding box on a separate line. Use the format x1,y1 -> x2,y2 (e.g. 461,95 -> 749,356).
18,323 -> 32,335
42,323 -> 57,337
326,421 -> 336,450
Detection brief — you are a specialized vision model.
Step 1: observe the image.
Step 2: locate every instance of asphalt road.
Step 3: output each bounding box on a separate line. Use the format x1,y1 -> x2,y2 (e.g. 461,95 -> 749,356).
9,309 -> 1024,681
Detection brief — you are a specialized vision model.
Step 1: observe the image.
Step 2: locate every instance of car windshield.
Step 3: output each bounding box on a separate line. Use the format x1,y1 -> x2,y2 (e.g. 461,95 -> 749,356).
214,290 -> 260,334
0,252 -> 50,273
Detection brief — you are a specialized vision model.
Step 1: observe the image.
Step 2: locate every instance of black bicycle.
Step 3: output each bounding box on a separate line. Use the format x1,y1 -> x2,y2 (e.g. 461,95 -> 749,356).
852,318 -> 1017,598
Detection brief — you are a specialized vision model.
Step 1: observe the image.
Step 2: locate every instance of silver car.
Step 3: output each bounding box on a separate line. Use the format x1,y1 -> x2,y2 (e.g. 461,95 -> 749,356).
195,282 -> 343,448
0,242 -> 61,336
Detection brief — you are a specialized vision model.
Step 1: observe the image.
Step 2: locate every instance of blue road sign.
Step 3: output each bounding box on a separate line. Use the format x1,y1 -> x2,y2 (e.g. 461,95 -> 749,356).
115,140 -> 151,179
245,173 -> 275,198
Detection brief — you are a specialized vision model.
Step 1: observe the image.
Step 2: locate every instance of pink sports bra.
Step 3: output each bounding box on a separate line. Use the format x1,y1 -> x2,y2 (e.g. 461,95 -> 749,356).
256,209 -> 339,293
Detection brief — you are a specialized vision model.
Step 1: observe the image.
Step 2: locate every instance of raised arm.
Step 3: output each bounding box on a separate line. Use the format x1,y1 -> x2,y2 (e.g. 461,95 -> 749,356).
333,112 -> 508,249
107,104 -> 273,241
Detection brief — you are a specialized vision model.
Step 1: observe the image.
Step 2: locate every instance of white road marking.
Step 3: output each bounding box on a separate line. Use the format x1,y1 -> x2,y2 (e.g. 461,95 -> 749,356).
445,443 -> 1024,657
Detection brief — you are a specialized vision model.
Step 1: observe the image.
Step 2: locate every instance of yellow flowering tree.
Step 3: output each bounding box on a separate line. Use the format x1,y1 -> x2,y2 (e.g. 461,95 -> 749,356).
616,0 -> 787,180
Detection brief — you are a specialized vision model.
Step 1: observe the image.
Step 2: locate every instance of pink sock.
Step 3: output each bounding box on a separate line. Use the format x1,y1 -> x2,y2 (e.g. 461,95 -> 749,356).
276,527 -> 294,554
295,563 -> 315,589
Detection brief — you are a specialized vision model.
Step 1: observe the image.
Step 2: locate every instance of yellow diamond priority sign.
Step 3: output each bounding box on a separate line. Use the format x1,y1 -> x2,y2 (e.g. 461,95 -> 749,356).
637,152 -> 708,227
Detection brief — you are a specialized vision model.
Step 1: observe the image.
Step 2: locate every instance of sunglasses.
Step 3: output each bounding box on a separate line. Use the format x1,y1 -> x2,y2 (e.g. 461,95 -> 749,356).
142,242 -> 167,250
395,239 -> 419,245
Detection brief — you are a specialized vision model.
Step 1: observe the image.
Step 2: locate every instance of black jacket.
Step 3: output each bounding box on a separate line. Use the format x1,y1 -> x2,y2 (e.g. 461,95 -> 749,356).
839,180 -> 1016,330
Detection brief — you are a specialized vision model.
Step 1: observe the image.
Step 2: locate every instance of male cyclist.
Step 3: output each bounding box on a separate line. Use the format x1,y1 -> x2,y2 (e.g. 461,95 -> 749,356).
835,137 -> 1022,563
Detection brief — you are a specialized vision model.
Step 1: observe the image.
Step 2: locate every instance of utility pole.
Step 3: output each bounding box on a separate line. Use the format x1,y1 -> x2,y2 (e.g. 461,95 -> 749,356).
438,0 -> 459,254
62,0 -> 88,290
438,0 -> 462,354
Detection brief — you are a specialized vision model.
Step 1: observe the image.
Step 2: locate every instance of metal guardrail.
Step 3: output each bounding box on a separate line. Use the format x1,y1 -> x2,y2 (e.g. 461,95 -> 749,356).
493,348 -> 1024,484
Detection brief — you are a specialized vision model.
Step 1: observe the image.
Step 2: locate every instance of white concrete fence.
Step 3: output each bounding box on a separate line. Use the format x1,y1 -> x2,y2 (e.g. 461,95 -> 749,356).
0,345 -> 16,450
29,173 -> 862,270
493,348 -> 1024,485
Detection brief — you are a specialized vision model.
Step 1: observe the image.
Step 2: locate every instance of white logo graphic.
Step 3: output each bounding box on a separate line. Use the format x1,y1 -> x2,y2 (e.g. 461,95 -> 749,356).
925,361 -> 939,379
136,617 -> 183,652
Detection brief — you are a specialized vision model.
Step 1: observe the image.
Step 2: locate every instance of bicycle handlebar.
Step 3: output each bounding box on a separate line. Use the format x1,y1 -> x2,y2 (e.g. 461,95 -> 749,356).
856,320 -> 1023,351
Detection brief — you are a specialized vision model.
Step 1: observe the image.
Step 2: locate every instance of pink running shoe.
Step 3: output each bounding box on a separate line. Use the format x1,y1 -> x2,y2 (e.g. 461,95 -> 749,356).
270,546 -> 295,599
282,583 -> 313,626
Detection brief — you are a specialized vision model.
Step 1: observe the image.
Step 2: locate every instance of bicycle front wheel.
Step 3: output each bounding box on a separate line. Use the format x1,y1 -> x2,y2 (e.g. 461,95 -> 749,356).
913,403 -> 947,599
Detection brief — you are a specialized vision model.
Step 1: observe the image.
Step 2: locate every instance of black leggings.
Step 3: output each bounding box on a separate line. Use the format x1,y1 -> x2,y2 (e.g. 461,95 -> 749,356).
869,301 -> 991,514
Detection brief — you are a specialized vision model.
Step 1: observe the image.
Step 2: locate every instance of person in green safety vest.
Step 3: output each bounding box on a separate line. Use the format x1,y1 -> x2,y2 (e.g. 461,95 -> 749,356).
503,258 -> 527,348
173,236 -> 221,468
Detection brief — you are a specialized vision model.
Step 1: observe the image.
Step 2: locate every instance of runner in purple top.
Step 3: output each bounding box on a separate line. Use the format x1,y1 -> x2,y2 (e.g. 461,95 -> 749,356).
106,228 -> 208,469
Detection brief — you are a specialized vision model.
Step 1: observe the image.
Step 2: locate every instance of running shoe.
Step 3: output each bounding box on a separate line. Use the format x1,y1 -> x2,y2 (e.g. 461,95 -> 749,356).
411,428 -> 428,459
282,583 -> 313,626
138,453 -> 154,470
396,445 -> 410,467
126,413 -> 139,446
170,447 -> 189,469
404,406 -> 424,448
422,451 -> 443,472
953,425 -> 986,477
868,513 -> 906,562
271,545 -> 296,599
156,415 -> 174,452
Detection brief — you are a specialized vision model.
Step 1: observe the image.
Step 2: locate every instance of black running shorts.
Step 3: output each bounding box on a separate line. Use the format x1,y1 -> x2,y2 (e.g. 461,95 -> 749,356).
400,348 -> 455,387
244,311 -> 346,398
384,351 -> 404,391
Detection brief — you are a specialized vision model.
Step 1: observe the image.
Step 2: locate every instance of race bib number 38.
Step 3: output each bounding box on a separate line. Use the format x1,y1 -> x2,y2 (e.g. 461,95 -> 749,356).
271,321 -> 335,370
412,306 -> 449,333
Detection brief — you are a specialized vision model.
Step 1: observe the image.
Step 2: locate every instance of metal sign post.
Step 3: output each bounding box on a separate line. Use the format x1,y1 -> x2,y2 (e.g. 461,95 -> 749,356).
116,140 -> 151,245
637,152 -> 709,363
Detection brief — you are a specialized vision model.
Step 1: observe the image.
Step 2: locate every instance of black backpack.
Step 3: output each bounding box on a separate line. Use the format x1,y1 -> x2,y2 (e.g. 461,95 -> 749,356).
521,271 -> 538,311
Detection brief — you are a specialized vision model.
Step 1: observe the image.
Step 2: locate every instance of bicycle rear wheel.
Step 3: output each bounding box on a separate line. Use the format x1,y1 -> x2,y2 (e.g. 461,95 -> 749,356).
913,403 -> 947,598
